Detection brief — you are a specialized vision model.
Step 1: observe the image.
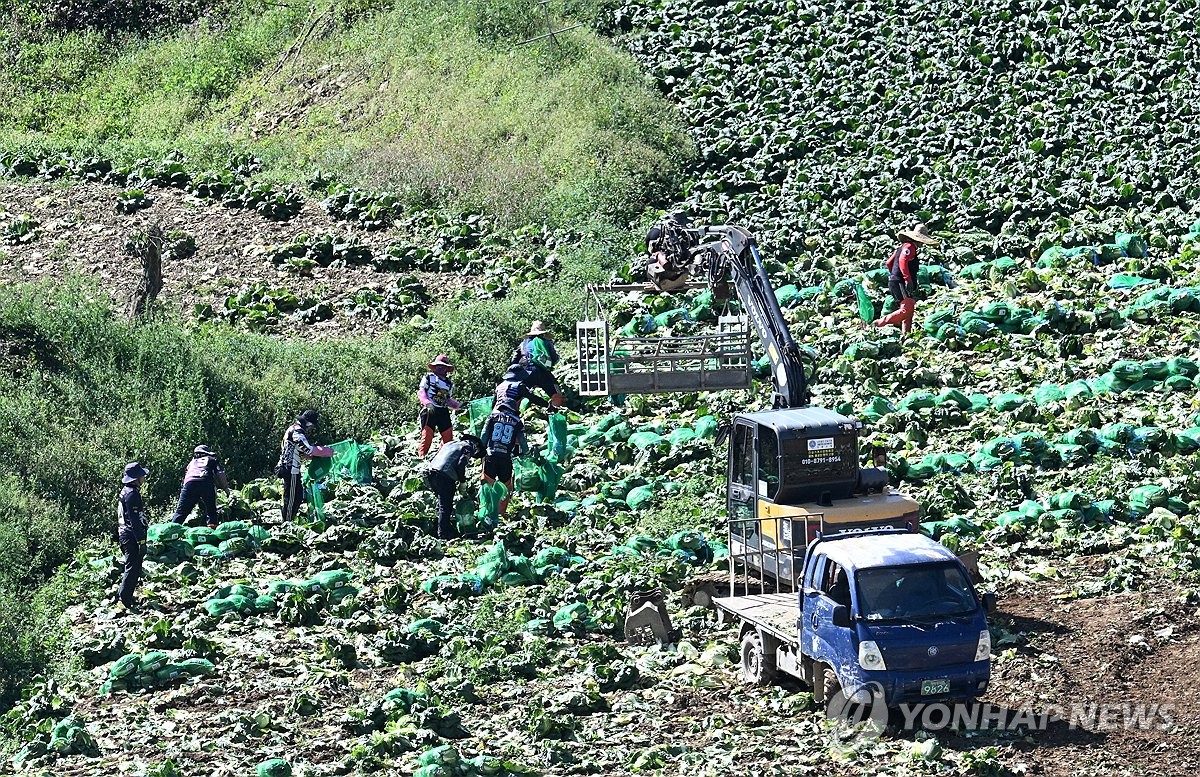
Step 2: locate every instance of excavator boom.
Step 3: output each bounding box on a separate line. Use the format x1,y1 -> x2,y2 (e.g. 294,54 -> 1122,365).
575,215 -> 815,405
650,220 -> 815,407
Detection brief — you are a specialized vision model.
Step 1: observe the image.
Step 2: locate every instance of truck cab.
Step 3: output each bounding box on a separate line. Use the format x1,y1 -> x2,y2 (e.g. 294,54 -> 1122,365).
715,527 -> 995,709
799,530 -> 993,706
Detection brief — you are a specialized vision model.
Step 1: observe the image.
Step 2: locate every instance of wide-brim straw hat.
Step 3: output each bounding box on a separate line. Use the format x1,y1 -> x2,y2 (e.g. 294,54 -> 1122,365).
527,321 -> 551,337
898,223 -> 940,245
429,354 -> 455,370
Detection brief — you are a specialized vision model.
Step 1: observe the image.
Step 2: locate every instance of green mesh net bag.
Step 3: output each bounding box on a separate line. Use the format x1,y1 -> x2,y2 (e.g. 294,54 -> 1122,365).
853,280 -> 875,322
536,458 -> 564,502
468,396 -> 494,437
546,413 -> 569,463
476,481 -> 508,522
306,440 -> 374,484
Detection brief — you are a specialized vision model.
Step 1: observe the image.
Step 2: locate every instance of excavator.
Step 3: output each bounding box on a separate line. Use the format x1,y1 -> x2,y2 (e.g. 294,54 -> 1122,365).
577,214 -> 923,591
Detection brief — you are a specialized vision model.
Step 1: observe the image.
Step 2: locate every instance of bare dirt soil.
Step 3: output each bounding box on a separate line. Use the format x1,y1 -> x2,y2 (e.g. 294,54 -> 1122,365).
981,575 -> 1200,777
0,181 -> 457,338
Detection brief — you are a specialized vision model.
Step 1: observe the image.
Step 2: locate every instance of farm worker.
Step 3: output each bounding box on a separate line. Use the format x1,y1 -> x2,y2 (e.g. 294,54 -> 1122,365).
421,434 -> 484,540
873,223 -> 939,334
509,322 -> 565,406
276,409 -> 335,522
481,407 -> 528,519
494,373 -> 562,416
115,462 -> 150,611
417,354 -> 461,456
171,445 -> 231,528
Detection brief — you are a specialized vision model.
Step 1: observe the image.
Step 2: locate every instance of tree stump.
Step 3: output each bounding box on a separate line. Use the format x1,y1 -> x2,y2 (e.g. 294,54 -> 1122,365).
126,224 -> 164,321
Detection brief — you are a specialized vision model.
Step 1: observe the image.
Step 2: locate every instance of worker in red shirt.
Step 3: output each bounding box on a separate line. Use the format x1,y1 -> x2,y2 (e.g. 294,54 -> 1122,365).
873,223 -> 939,334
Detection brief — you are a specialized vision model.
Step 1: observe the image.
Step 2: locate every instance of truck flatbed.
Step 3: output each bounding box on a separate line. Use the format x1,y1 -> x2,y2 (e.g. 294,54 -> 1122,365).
713,593 -> 798,643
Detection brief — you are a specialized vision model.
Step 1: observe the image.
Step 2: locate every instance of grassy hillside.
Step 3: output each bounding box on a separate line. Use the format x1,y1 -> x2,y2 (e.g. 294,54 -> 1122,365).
0,0 -> 691,225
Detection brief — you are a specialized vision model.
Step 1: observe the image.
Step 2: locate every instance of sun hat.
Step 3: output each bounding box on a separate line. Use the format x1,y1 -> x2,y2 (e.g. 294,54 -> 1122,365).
122,462 -> 149,484
898,223 -> 940,245
527,321 -> 551,337
429,354 -> 455,370
193,444 -> 215,456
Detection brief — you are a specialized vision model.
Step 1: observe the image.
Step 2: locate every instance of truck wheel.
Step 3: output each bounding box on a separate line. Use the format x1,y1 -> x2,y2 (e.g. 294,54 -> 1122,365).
820,665 -> 843,711
740,630 -> 776,686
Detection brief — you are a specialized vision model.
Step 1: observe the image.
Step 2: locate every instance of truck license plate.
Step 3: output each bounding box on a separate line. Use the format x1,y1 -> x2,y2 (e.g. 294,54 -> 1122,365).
921,679 -> 950,696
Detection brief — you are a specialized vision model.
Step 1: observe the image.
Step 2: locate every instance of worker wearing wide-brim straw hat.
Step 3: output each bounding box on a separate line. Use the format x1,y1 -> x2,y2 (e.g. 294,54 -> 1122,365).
417,354 -> 462,457
872,223 -> 940,335
507,322 -> 565,407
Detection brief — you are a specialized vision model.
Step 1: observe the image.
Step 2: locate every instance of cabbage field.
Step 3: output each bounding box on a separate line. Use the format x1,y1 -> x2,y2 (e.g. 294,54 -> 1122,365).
4,0 -> 1200,775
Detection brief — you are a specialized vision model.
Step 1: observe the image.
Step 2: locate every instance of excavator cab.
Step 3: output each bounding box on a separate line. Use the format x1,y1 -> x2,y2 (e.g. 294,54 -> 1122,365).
727,409 -> 921,585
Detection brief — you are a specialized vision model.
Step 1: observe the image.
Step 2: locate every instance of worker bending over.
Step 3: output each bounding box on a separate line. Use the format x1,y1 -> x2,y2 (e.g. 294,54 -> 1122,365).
171,444 -> 230,528
508,322 -> 564,407
422,434 -> 484,540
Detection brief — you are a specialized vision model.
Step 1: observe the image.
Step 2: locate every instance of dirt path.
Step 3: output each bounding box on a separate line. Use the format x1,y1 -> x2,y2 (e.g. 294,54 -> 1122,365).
983,578 -> 1200,776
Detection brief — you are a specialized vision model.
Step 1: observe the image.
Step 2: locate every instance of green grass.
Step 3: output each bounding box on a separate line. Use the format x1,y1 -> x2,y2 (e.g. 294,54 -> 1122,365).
0,0 -> 692,226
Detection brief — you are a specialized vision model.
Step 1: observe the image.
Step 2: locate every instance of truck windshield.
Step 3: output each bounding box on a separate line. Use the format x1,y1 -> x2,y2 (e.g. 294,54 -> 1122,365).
855,562 -> 978,622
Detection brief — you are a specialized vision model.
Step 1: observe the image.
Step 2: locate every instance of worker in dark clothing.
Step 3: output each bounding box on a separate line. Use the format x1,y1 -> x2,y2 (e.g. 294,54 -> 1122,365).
481,407 -> 528,519
276,409 -> 335,522
417,354 -> 461,456
511,321 -> 560,371
494,374 -> 562,416
171,445 -> 231,528
422,434 -> 484,540
116,462 -> 150,611
873,223 -> 939,334
509,323 -> 564,407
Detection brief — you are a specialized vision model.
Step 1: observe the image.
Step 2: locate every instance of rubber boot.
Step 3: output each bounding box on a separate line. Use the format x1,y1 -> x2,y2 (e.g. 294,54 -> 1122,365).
498,479 -> 514,518
418,426 -> 435,456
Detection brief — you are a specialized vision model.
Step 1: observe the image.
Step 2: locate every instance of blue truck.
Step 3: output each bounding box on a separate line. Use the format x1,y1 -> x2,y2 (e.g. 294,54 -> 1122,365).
714,527 -> 995,708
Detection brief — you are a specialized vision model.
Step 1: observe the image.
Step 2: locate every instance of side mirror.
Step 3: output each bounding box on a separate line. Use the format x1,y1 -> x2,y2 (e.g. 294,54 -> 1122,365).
982,592 -> 996,615
831,605 -> 852,628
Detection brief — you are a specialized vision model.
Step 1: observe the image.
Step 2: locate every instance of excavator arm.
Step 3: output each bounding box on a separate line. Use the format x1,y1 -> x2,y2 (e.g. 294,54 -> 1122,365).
651,219 -> 816,408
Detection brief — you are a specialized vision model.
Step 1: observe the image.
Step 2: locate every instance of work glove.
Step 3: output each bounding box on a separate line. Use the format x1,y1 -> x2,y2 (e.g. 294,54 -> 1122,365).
448,399 -> 462,410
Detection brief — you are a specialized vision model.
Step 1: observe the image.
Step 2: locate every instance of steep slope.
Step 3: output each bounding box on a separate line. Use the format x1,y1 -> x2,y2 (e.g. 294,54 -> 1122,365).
1,0 -> 691,226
